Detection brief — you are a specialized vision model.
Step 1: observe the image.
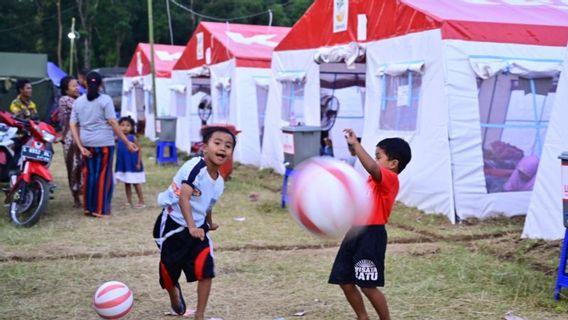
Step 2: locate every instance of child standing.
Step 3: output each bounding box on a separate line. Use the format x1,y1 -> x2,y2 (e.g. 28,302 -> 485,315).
115,116 -> 146,208
329,128 -> 411,320
153,126 -> 236,320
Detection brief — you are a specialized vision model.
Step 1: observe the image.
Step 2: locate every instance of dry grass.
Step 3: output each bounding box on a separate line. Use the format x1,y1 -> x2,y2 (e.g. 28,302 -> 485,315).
1,137 -> 568,319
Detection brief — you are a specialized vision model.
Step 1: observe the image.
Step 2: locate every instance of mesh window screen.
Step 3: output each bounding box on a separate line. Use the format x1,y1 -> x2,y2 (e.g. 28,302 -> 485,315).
379,71 -> 421,131
478,73 -> 557,193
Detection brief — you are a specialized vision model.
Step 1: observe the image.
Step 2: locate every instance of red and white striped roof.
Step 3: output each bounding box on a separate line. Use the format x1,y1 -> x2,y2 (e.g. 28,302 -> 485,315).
276,0 -> 568,51
174,22 -> 290,70
124,43 -> 185,78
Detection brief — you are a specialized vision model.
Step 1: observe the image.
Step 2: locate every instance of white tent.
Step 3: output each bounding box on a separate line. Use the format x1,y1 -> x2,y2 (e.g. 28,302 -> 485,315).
170,22 -> 290,164
121,43 -> 184,140
261,0 -> 568,224
523,44 -> 568,240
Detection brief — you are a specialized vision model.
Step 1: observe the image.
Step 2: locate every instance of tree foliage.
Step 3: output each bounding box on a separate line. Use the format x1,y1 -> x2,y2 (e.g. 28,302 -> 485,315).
0,0 -> 314,73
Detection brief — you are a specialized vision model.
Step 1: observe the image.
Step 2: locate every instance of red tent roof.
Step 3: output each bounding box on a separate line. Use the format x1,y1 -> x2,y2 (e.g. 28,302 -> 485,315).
124,43 -> 185,78
174,22 -> 290,70
276,0 -> 568,51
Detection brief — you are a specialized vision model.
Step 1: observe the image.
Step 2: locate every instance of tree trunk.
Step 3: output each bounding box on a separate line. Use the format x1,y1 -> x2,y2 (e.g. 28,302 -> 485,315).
56,0 -> 62,67
114,36 -> 123,67
76,0 -> 96,70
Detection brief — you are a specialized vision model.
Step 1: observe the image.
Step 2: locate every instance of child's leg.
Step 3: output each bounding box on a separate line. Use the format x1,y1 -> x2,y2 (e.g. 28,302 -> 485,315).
361,287 -> 390,320
133,183 -> 145,204
124,183 -> 133,205
194,278 -> 212,320
340,284 -> 369,320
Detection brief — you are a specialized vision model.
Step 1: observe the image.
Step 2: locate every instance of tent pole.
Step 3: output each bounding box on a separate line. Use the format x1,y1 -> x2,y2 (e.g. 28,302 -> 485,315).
148,0 -> 159,137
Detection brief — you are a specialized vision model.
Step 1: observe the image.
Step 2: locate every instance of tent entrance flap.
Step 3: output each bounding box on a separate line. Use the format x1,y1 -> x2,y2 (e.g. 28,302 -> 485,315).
319,63 -> 366,161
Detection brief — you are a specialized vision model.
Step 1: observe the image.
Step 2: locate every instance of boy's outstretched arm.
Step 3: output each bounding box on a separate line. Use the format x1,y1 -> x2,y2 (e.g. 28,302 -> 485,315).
344,129 -> 382,182
179,184 -> 205,241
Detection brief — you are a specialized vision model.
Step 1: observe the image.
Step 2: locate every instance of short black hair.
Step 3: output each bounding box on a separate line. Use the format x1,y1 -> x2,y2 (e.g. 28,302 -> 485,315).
202,126 -> 237,150
118,116 -> 136,135
377,137 -> 411,173
60,75 -> 75,96
78,68 -> 89,77
16,79 -> 30,94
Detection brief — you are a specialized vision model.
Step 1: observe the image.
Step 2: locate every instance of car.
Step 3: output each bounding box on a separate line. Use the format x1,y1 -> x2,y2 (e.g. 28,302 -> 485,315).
91,67 -> 126,113
102,76 -> 123,113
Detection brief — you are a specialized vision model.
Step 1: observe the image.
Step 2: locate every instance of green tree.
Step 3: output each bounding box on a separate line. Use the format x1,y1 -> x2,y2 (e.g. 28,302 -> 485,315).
0,0 -> 315,71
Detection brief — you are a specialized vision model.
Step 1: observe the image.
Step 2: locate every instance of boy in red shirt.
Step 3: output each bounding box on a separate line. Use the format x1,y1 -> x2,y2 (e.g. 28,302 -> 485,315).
329,128 -> 411,320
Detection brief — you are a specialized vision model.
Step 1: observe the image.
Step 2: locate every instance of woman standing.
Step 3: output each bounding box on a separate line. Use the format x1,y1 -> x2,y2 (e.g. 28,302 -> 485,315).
58,76 -> 82,207
70,72 -> 137,217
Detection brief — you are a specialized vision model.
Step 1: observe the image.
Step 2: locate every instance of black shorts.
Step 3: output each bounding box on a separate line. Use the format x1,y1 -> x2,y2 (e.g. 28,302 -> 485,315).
328,225 -> 387,288
152,211 -> 215,289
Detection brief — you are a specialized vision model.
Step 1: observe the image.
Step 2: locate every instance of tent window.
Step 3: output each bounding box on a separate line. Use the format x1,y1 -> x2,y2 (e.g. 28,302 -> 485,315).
175,91 -> 186,117
144,90 -> 153,116
192,82 -> 212,126
216,87 -> 230,123
256,84 -> 269,147
478,73 -> 558,193
132,86 -> 144,118
281,81 -> 305,125
379,71 -> 421,131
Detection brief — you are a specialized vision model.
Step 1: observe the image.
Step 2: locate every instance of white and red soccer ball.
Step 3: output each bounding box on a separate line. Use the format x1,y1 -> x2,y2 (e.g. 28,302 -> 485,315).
93,281 -> 133,319
288,157 -> 372,237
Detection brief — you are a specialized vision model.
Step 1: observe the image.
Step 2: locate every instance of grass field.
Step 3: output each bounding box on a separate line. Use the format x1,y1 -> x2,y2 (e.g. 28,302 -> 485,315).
1,139 -> 568,319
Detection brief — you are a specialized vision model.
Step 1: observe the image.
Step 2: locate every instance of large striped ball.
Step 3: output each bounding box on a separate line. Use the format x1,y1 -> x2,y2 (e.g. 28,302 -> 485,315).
288,157 -> 372,237
93,281 -> 134,319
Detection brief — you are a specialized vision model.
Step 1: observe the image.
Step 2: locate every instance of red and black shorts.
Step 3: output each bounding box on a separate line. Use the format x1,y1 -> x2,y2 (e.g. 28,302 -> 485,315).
153,212 -> 215,289
328,225 -> 387,288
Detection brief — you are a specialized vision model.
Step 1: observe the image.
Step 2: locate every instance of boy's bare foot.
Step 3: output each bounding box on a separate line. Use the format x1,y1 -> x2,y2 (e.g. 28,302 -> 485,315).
167,283 -> 186,316
193,312 -> 204,320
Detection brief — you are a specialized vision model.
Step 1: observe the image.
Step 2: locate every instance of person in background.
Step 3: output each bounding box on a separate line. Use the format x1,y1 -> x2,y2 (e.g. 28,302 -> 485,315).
58,76 -> 83,208
503,155 -> 539,192
70,71 -> 137,217
115,116 -> 146,209
77,68 -> 89,94
10,79 -> 38,119
320,136 -> 333,157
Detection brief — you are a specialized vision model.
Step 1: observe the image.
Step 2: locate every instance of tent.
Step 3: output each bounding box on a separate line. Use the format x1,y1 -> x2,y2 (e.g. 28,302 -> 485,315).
523,43 -> 568,240
121,43 -> 184,140
260,0 -> 568,224
47,62 -> 67,87
170,22 -> 290,164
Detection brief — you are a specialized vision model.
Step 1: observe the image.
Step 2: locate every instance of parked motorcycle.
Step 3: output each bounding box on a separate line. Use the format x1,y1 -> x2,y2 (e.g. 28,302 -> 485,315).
0,111 -> 59,227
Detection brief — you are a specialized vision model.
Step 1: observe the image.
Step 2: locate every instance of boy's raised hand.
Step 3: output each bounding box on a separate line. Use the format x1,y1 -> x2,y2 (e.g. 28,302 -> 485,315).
344,128 -> 359,146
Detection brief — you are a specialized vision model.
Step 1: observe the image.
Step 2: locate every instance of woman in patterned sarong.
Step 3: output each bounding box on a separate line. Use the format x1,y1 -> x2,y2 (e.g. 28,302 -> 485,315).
70,72 -> 138,217
58,76 -> 82,207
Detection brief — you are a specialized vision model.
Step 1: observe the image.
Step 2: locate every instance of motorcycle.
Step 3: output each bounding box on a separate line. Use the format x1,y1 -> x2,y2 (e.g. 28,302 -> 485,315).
0,111 -> 59,227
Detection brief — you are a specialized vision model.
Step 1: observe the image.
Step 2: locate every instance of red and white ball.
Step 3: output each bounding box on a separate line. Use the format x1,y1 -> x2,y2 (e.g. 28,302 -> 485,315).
288,157 -> 372,237
93,281 -> 134,319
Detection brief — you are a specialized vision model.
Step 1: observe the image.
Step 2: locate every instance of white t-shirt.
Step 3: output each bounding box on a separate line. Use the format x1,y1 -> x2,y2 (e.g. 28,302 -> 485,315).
157,157 -> 224,227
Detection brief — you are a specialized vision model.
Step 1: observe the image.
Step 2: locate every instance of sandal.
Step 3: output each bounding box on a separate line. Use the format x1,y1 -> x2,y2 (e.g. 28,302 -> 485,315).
171,283 -> 186,316
133,203 -> 147,209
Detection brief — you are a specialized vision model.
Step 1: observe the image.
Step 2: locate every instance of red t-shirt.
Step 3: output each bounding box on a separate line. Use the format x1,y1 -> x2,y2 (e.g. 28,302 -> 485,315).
364,166 -> 399,225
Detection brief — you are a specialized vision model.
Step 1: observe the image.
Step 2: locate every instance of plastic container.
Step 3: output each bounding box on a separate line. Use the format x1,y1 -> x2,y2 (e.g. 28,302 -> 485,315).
281,125 -> 322,168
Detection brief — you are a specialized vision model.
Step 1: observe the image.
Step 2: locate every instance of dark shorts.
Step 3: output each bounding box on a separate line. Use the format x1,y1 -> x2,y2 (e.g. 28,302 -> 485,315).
328,225 -> 387,288
152,211 -> 215,289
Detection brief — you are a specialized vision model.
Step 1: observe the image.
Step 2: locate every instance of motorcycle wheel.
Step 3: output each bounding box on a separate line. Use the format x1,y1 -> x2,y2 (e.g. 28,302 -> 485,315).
10,176 -> 49,227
